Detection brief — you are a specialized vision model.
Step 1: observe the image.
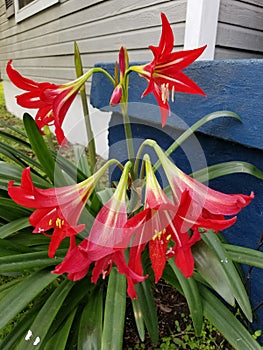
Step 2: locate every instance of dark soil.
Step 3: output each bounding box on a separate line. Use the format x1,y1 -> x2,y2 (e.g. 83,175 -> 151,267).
123,281 -> 234,349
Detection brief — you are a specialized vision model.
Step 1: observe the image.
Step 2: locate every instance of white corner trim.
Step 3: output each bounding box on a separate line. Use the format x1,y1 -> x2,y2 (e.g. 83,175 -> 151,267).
184,0 -> 221,60
14,0 -> 59,23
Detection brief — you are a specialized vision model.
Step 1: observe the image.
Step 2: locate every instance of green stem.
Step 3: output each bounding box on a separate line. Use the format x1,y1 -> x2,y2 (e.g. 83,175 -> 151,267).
134,139 -> 157,176
121,104 -> 135,161
120,70 -> 135,178
74,42 -> 114,172
79,87 -> 97,173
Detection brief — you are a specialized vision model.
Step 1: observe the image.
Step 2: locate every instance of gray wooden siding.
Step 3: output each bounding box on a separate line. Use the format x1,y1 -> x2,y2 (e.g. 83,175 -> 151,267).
0,0 -> 187,93
215,0 -> 263,59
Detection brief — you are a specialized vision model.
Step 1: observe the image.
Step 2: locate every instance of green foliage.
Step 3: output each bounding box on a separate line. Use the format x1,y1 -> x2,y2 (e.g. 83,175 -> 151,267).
1,77 -> 263,350
127,313 -> 233,350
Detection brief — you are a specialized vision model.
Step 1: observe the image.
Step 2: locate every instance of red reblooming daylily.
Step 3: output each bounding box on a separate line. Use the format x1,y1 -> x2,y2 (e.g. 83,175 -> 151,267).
6,60 -> 88,145
53,162 -> 146,298
8,166 -> 106,258
130,13 -> 206,126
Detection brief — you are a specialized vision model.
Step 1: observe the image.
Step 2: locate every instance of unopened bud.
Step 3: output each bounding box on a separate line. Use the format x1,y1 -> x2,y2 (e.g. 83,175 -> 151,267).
110,85 -> 123,105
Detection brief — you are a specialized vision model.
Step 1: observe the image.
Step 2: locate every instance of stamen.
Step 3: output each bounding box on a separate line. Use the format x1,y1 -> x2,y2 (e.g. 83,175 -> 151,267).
161,83 -> 175,104
55,218 -> 64,229
102,270 -> 108,279
161,83 -> 166,103
166,234 -> 172,241
165,83 -> 169,102
49,219 -> 53,226
171,86 -> 175,102
152,228 -> 167,241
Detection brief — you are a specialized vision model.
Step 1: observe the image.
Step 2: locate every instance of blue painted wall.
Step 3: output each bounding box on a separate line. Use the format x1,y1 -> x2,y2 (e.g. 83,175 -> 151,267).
90,60 -> 263,337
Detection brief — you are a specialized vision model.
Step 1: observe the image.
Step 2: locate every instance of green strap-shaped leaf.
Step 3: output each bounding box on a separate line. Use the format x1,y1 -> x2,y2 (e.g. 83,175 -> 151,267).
224,244 -> 263,268
200,284 -> 262,350
0,296 -> 45,350
23,113 -> 61,184
15,279 -> 74,350
155,110 -> 241,169
163,264 -> 261,350
131,298 -> 145,342
0,276 -> 25,299
74,144 -> 91,178
0,140 -> 43,170
53,150 -> 89,183
0,237 -> 32,256
78,287 -> 103,350
45,308 -> 77,350
202,233 -> 252,321
0,269 -> 57,330
168,259 -> 203,336
192,240 -> 235,306
170,110 -> 241,153
135,278 -> 159,345
101,268 -> 126,350
0,250 -> 65,273
45,278 -> 93,341
0,217 -> 31,239
0,130 -> 30,148
5,231 -> 50,248
0,198 -> 31,221
0,119 -> 27,138
0,161 -> 50,188
191,161 -> 263,183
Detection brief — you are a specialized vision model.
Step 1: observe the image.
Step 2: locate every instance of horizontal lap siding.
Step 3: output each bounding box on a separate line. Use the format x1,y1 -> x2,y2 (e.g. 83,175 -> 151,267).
215,0 -> 263,58
0,0 -> 187,92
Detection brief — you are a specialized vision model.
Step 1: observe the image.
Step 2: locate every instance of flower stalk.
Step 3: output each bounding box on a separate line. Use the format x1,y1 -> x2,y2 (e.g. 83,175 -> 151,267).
74,42 -> 96,172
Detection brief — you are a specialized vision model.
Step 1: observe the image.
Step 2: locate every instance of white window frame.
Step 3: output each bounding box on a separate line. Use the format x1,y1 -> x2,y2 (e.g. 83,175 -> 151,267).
14,0 -> 59,23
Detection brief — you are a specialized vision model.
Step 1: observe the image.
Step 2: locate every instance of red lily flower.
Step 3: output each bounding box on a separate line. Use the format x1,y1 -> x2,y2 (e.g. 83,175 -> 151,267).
53,162 -> 146,298
6,60 -> 88,145
157,147 -> 254,219
130,13 -> 206,126
8,167 -> 105,258
127,157 -> 244,281
125,157 -> 181,282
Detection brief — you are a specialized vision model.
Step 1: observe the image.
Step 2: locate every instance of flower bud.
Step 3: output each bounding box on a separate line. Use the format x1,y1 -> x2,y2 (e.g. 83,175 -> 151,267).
110,84 -> 123,105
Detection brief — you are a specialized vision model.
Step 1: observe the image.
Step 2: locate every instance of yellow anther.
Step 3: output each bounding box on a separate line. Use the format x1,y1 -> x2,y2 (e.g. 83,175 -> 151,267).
166,234 -> 172,241
49,219 -> 53,226
55,218 -> 64,229
152,228 -> 167,241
